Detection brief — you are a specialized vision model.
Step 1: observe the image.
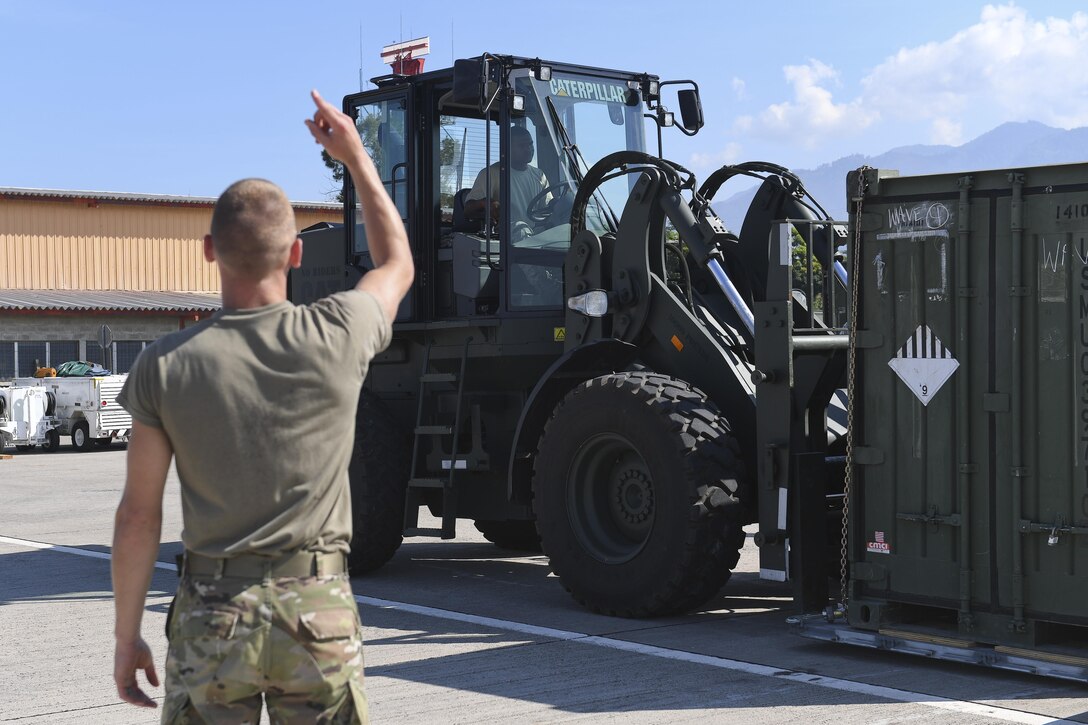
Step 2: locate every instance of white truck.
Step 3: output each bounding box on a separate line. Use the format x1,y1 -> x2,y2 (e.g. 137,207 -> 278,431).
0,384 -> 61,451
15,375 -> 132,451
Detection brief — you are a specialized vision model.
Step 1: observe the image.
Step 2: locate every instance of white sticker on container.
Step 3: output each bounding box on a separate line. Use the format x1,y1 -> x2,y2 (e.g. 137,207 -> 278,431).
867,530 -> 891,554
887,325 -> 959,406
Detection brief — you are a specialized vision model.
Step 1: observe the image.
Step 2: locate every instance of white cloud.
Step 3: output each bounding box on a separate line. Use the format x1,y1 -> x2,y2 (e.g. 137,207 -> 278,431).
689,143 -> 744,172
863,4 -> 1088,128
930,117 -> 963,145
732,4 -> 1088,152
735,59 -> 878,146
732,77 -> 747,100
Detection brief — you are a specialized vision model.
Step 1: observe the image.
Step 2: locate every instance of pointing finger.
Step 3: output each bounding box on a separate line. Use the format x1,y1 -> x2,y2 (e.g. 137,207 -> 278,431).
311,89 -> 336,114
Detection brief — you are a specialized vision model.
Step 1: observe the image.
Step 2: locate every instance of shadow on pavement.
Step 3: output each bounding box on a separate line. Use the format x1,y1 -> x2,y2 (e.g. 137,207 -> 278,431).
0,541 -> 181,606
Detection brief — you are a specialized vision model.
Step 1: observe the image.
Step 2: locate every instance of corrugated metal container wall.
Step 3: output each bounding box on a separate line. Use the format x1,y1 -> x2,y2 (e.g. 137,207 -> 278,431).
0,198 -> 338,291
848,163 -> 1088,648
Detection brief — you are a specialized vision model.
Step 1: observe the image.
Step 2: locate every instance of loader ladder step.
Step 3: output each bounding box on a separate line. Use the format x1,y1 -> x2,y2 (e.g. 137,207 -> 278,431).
405,527 -> 452,539
408,478 -> 446,489
420,373 -> 457,383
403,338 -> 473,542
415,425 -> 452,435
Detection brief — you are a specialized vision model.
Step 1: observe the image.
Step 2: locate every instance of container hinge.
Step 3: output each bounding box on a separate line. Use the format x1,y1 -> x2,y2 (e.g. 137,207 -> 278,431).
852,447 -> 884,465
1010,467 -> 1029,478
957,287 -> 977,298
897,504 -> 961,528
1009,286 -> 1029,297
958,463 -> 978,474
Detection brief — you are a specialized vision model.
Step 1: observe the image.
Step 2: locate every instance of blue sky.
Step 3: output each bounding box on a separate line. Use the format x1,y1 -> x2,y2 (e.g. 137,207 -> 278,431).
2,1 -> 1086,201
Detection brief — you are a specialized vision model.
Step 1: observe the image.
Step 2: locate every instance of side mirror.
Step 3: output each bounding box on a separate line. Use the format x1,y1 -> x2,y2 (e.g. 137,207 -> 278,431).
677,89 -> 704,132
452,58 -> 487,108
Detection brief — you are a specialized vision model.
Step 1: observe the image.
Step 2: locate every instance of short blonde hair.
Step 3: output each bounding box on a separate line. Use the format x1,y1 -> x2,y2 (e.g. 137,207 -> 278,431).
210,178 -> 297,277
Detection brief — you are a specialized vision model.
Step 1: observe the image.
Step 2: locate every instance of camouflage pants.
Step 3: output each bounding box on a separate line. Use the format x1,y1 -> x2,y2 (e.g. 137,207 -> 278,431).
161,573 -> 368,724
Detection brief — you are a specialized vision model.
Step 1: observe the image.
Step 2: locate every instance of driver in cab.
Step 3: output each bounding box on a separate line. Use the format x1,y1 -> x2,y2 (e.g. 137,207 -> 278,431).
464,126 -> 550,241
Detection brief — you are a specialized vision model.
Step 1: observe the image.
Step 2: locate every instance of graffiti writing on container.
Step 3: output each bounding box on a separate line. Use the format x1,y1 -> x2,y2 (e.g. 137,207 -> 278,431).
1041,237 -> 1069,272
876,201 -> 953,240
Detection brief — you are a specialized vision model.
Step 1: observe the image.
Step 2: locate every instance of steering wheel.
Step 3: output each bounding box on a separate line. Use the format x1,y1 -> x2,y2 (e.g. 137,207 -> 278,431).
526,181 -> 578,225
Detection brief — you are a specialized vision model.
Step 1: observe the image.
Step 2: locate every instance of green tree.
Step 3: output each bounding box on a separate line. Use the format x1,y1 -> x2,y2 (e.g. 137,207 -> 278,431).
440,136 -> 458,166
790,228 -> 825,310
321,150 -> 345,204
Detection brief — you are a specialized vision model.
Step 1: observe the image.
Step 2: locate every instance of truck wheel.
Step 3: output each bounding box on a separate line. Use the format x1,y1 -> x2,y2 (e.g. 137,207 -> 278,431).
71,421 -> 92,452
347,388 -> 411,574
43,430 -> 60,452
474,520 -> 542,552
533,372 -> 748,617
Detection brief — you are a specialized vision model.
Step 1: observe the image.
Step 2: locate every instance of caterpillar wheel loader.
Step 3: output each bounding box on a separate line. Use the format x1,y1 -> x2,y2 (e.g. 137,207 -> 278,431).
290,53 -> 850,617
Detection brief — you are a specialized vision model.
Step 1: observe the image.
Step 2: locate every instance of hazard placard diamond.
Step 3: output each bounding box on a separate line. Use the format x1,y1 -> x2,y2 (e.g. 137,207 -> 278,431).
888,325 -> 959,406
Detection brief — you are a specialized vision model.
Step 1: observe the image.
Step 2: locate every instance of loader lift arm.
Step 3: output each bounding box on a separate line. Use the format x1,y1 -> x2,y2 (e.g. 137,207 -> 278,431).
564,153 -> 852,612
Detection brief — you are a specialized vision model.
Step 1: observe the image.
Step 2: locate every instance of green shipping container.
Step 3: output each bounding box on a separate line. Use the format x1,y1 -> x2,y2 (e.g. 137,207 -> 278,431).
845,163 -> 1088,661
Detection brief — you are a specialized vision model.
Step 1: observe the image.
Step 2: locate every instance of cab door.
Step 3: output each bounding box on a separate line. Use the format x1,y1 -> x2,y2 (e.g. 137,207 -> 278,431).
346,89 -> 414,320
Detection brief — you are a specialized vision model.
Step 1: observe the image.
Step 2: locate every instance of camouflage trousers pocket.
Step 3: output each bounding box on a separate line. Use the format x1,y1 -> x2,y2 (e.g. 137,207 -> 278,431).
176,609 -> 240,640
168,608 -> 264,708
289,607 -> 365,688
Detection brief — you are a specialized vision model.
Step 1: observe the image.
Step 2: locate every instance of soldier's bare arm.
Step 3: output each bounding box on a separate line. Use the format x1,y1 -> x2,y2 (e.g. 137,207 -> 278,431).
111,421 -> 172,707
305,89 -> 413,324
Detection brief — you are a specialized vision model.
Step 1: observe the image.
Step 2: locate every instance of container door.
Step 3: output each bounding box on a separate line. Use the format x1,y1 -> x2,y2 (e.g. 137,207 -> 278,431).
852,163 -> 1088,638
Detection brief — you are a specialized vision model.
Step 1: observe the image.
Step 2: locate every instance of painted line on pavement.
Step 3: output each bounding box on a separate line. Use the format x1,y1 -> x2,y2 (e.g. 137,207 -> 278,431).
0,534 -> 1075,725
0,535 -> 176,571
356,595 -> 1072,725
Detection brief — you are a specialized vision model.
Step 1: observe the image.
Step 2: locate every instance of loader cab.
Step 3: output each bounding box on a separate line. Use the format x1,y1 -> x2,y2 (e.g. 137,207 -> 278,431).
342,56 -> 657,322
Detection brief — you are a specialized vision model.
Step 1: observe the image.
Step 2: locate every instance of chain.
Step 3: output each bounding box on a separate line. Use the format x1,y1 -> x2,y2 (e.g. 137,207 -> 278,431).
840,167 -> 870,615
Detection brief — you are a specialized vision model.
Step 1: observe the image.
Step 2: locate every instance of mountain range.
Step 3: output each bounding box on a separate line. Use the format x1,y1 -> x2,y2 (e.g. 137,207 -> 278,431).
713,121 -> 1088,225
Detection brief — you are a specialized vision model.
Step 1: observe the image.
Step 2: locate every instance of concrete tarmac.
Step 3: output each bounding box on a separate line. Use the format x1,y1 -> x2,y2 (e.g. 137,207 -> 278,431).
2,446 -> 1087,724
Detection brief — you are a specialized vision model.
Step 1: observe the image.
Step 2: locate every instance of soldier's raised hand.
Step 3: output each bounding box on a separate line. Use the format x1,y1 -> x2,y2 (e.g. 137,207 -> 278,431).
305,89 -> 366,168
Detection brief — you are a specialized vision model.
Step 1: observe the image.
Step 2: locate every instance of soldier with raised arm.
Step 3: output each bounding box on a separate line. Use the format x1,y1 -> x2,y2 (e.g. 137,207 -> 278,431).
110,89 -> 413,723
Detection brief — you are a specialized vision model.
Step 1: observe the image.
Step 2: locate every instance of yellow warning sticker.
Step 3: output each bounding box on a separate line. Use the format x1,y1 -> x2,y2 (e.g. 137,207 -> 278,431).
554,327 -> 566,342
671,334 -> 684,352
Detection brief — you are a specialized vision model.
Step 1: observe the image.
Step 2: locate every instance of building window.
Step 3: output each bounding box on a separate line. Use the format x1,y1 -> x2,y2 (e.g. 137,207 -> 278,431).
114,341 -> 148,373
85,343 -> 106,367
0,340 -> 89,380
0,342 -> 13,379
49,341 -> 80,366
17,342 -> 47,377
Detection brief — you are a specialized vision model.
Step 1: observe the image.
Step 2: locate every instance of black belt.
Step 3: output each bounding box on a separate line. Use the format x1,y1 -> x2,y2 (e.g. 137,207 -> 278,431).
182,549 -> 348,579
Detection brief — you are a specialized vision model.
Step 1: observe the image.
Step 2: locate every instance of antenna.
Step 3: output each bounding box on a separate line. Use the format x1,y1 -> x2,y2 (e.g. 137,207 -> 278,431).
381,37 -> 430,76
358,24 -> 364,91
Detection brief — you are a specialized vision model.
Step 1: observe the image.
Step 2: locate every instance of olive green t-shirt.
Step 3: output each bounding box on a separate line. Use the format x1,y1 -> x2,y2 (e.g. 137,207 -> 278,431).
118,290 -> 391,557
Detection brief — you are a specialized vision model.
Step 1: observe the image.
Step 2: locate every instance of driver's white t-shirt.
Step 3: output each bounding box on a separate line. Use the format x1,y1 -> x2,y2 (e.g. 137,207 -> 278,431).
467,163 -> 550,230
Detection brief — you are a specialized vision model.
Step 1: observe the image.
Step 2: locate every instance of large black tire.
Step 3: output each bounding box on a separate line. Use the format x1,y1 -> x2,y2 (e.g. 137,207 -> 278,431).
533,372 -> 748,617
71,421 -> 92,452
347,388 -> 411,574
42,429 -> 60,452
474,520 -> 542,552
